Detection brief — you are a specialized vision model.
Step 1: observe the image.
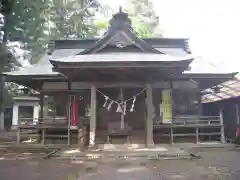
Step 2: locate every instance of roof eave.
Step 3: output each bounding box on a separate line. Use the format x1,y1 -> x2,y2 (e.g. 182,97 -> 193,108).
183,72 -> 238,79
49,58 -> 193,69
182,72 -> 238,90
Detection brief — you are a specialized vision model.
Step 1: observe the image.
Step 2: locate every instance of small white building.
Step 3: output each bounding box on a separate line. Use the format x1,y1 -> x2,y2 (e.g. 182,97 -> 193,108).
11,96 -> 40,128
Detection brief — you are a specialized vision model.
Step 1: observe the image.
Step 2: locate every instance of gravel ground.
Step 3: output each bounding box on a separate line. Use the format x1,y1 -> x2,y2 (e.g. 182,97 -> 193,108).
0,149 -> 240,180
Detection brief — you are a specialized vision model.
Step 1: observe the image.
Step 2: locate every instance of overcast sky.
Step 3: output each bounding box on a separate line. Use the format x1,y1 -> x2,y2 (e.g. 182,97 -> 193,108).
101,0 -> 240,72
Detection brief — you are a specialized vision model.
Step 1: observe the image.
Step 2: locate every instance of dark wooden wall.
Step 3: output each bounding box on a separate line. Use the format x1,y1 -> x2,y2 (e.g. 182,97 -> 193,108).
202,97 -> 240,141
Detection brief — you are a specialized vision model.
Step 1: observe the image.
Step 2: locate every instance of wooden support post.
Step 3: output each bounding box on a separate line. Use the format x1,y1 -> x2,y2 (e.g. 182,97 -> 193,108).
170,127 -> 173,144
78,128 -> 84,151
89,85 -> 96,147
146,84 -> 154,148
67,128 -> 71,146
219,109 -> 225,143
17,128 -> 20,144
170,81 -> 173,124
39,92 -> 44,143
41,129 -> 45,145
196,128 -> 199,144
39,93 -> 44,122
236,104 -> 239,125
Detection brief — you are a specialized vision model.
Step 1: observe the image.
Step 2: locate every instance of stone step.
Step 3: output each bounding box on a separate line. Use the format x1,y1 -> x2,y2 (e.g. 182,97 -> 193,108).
52,145 -> 192,160
53,151 -> 191,160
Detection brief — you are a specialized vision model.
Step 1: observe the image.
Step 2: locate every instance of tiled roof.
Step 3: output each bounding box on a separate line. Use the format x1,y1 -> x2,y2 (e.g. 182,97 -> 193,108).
202,73 -> 240,103
2,54 -> 58,77
185,57 -> 231,74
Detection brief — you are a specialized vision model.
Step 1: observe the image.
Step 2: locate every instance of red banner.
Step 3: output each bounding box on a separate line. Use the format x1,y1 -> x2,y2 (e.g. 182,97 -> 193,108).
71,96 -> 79,129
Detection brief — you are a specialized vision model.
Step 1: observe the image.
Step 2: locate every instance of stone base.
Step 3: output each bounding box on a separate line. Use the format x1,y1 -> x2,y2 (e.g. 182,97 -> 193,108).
145,143 -> 155,149
97,143 -> 146,151
53,144 -> 192,160
11,126 -> 17,130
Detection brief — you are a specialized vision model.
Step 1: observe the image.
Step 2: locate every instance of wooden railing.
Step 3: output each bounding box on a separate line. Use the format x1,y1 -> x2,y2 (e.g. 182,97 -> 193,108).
153,116 -> 225,144
16,116 -> 89,145
19,117 -> 68,126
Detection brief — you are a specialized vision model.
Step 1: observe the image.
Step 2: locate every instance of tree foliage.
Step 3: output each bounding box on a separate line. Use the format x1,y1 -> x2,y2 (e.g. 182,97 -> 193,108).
0,0 -> 101,108
0,0 -> 161,110
48,0 -> 100,40
95,0 -> 161,38
126,0 -> 160,37
1,0 -> 100,65
1,0 -> 51,64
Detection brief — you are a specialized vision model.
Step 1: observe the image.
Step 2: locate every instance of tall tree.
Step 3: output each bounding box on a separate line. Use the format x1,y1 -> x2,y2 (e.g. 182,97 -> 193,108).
126,0 -> 161,37
48,0 -> 100,40
0,0 -> 15,130
6,0 -> 51,64
94,0 -> 161,38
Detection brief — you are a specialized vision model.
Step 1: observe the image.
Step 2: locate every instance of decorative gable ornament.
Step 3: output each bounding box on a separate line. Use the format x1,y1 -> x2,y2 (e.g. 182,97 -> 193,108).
115,43 -> 125,48
109,30 -> 133,48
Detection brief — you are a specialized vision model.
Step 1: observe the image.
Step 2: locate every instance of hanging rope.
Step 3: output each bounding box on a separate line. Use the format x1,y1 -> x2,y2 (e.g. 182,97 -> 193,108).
123,101 -> 127,115
130,96 -> 136,112
103,95 -> 109,107
96,88 -> 147,114
96,88 -> 146,105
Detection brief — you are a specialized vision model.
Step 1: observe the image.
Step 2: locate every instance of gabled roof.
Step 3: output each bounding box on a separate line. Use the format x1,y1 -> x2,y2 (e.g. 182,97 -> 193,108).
1,9 -> 237,91
78,8 -> 162,54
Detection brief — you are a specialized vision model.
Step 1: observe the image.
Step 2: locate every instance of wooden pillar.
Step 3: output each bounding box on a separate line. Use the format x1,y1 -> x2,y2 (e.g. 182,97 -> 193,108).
196,127 -> 199,144
39,92 -> 44,144
42,93 -> 49,120
219,109 -> 225,143
146,84 -> 154,147
170,127 -> 173,144
0,110 -> 3,131
89,85 -> 96,147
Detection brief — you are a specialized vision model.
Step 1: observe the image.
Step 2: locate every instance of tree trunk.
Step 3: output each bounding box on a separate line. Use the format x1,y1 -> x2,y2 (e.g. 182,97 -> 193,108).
0,14 -> 8,131
2,14 -> 9,45
0,76 -> 5,131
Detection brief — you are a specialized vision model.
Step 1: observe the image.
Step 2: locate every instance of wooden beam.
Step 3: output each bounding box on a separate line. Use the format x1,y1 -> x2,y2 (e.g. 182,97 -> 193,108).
42,80 -> 198,90
56,62 -> 189,69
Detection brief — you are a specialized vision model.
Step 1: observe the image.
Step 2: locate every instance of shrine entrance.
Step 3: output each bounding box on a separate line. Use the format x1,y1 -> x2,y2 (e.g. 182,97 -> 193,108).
96,88 -> 147,145
67,87 -> 147,146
